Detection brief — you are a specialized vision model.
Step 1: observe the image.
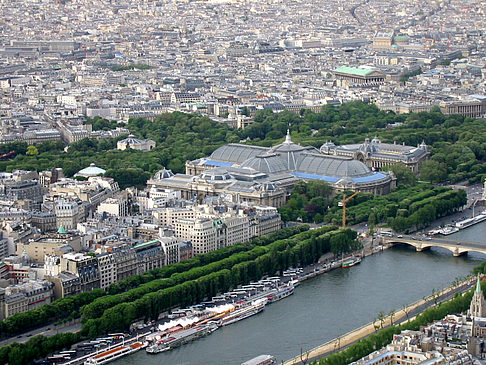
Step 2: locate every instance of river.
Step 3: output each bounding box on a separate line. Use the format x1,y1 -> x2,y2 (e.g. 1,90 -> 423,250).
117,221 -> 486,365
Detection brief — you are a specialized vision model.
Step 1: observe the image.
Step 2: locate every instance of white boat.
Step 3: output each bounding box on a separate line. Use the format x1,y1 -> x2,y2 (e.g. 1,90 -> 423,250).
242,354 -> 276,365
266,285 -> 294,303
455,213 -> 486,229
146,323 -> 218,354
222,300 -> 266,326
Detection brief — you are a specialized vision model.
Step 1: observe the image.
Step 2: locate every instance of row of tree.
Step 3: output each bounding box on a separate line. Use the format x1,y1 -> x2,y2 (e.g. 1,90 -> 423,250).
0,226 -> 308,337
81,227 -> 357,337
0,290 -> 104,337
0,332 -> 80,365
82,227 -> 323,322
321,184 -> 467,233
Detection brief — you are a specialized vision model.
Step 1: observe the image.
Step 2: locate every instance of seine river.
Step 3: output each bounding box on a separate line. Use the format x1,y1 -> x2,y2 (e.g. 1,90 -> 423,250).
116,222 -> 486,365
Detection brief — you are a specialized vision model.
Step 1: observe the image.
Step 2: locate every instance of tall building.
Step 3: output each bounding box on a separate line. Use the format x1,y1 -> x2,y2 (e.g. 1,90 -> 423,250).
470,275 -> 485,318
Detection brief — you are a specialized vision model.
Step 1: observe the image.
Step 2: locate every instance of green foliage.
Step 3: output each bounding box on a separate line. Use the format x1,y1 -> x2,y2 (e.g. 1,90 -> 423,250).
0,227 -> 307,338
0,103 -> 484,188
322,184 -> 466,233
26,145 -> 39,156
110,64 -> 151,71
81,226 -> 350,337
385,164 -> 417,187
0,289 -> 105,337
420,160 -> 448,183
85,116 -> 120,131
0,332 -> 80,365
278,180 -> 332,222
105,168 -> 151,189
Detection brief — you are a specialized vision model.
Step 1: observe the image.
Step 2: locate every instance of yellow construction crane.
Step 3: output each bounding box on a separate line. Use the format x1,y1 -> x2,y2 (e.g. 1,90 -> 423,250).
340,191 -> 360,228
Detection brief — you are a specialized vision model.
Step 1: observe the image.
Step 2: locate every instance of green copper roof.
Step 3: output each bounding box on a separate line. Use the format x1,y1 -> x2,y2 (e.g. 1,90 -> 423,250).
476,275 -> 482,294
334,66 -> 376,77
133,239 -> 160,250
57,225 -> 67,234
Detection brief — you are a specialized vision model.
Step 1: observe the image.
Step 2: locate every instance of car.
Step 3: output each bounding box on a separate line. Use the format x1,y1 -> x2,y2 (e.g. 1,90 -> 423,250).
397,235 -> 403,238
17,335 -> 22,338
26,334 -> 32,337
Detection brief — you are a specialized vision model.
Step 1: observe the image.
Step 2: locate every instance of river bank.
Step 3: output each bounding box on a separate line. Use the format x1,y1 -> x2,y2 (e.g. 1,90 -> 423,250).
282,218 -> 486,365
283,276 -> 476,365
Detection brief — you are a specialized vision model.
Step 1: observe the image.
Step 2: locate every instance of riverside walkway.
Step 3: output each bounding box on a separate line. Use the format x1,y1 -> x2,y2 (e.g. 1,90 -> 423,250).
283,278 -> 475,365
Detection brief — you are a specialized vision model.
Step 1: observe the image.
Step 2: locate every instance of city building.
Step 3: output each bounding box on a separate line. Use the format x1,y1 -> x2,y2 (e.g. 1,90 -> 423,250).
117,135 -> 156,151
320,137 -> 429,173
333,66 -> 386,85
133,240 -> 166,274
180,132 -> 395,199
74,163 -> 106,178
0,280 -> 54,320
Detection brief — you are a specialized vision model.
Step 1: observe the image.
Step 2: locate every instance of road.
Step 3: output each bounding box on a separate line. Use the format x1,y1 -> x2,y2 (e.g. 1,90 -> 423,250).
0,321 -> 82,347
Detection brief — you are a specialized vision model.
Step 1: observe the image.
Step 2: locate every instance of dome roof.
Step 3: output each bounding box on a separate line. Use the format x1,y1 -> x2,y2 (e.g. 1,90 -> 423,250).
297,153 -> 371,178
209,144 -> 269,164
270,130 -> 307,153
154,168 -> 174,179
20,248 -> 31,264
119,134 -> 144,145
240,153 -> 288,174
337,176 -> 356,187
320,141 -> 336,154
259,182 -> 279,192
199,169 -> 234,182
371,136 -> 381,144
75,163 -> 106,177
270,130 -> 318,170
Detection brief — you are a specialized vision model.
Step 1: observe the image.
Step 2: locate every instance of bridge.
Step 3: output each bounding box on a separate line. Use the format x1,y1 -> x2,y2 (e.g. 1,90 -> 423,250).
380,235 -> 486,257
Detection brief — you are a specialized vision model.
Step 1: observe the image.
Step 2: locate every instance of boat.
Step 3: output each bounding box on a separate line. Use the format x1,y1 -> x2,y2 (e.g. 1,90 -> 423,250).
438,225 -> 460,235
241,354 -> 276,365
146,323 -> 218,354
455,213 -> 486,229
289,279 -> 300,287
342,257 -> 361,268
145,341 -> 171,354
84,342 -> 146,365
266,285 -> 294,303
222,299 -> 266,326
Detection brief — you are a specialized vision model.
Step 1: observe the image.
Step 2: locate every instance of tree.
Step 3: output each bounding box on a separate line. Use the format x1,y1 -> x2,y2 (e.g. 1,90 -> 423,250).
299,346 -> 310,365
388,309 -> 396,326
26,145 -> 39,156
401,304 -> 411,323
386,164 -> 417,187
419,160 -> 448,183
240,106 -> 250,116
377,311 -> 386,329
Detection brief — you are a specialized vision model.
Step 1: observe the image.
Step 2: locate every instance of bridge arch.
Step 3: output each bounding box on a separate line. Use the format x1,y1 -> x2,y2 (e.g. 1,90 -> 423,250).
382,237 -> 486,257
